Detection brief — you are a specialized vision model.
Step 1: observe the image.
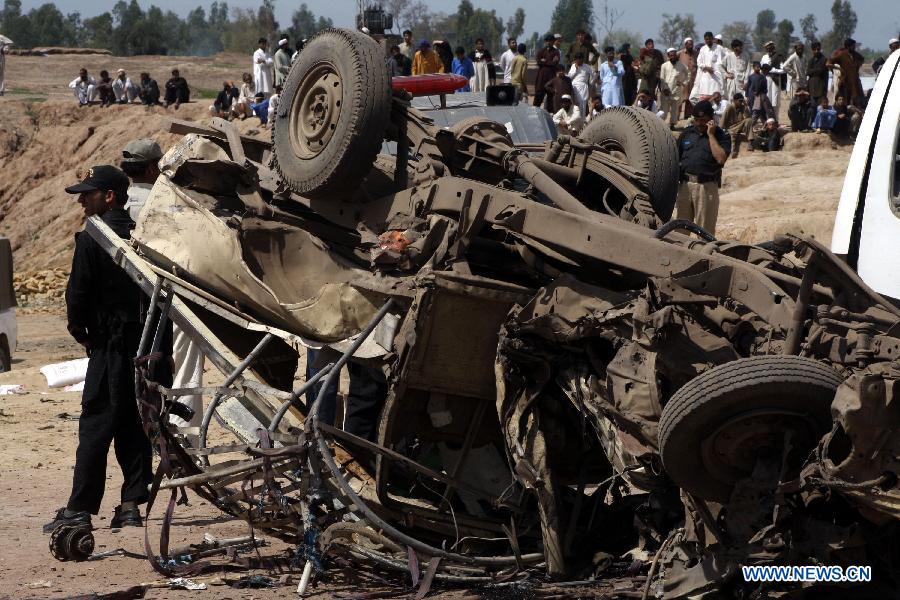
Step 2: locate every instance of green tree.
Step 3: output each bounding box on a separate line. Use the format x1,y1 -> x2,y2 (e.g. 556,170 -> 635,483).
822,0 -> 857,53
506,7 -> 524,40
456,0 -> 503,52
287,3 -> 323,42
257,0 -> 278,45
81,12 -> 113,49
1,0 -> 35,47
599,29 -> 641,54
658,13 -> 696,49
29,3 -> 67,46
774,18 -> 794,55
799,13 -> 817,45
753,9 -> 776,51
222,7 -> 261,53
719,21 -> 753,50
550,0 -> 594,44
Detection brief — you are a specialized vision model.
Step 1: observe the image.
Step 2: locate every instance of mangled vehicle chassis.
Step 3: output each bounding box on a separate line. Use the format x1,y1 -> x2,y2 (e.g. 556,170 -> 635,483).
87,29 -> 900,595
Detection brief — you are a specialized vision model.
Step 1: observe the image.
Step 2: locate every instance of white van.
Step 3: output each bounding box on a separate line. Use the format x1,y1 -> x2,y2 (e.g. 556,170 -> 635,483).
831,49 -> 900,300
0,237 -> 17,371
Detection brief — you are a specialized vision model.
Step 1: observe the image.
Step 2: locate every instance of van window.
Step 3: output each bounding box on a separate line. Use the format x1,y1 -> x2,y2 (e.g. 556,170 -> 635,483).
894,122 -> 900,201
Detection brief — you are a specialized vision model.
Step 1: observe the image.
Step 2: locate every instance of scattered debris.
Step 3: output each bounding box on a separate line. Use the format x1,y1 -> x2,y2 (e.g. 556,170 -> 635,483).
81,28 -> 900,597
0,384 -> 24,394
167,578 -> 207,591
40,357 -> 88,388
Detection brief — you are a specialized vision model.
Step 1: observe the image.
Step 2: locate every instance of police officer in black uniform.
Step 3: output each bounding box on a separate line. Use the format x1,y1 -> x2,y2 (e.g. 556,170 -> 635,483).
674,100 -> 730,235
44,165 -> 152,533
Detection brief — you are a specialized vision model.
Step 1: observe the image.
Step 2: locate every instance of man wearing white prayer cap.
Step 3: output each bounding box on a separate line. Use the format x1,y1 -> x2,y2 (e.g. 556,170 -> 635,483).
274,35 -> 292,87
873,38 -> 900,76
677,37 -> 698,118
552,93 -> 584,135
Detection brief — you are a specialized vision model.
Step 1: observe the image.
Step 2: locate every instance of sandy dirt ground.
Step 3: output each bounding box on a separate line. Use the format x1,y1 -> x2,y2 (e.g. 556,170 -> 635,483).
0,50 -> 857,599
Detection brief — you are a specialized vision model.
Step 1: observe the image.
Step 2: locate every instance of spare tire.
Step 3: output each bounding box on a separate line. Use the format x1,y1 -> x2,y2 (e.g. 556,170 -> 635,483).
273,28 -> 391,199
658,355 -> 842,503
579,106 -> 679,221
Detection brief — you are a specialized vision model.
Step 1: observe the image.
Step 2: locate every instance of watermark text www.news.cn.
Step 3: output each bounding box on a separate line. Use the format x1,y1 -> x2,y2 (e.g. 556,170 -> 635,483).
742,565 -> 872,583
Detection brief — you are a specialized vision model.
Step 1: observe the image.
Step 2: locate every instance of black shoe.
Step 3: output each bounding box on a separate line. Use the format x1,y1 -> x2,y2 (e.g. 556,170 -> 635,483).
43,507 -> 91,534
110,505 -> 142,529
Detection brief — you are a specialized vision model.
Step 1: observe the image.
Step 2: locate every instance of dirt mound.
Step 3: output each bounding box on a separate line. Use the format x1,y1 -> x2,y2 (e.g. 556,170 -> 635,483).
0,98 -> 268,271
717,139 -> 852,245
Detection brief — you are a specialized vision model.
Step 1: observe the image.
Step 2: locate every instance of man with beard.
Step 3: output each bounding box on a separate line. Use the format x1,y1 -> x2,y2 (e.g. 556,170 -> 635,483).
873,38 -> 900,77
660,47 -> 688,128
44,165 -> 151,534
534,34 -> 561,110
638,38 -> 665,98
678,37 -> 698,117
828,38 -> 865,107
782,41 -> 808,98
273,37 -> 293,87
691,32 -> 724,102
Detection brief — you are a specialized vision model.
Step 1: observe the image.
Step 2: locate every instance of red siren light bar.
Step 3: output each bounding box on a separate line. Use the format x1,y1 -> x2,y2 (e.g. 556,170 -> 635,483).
391,74 -> 469,96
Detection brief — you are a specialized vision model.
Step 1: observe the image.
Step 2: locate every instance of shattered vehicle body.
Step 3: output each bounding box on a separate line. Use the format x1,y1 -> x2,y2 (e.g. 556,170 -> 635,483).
86,30 -> 900,595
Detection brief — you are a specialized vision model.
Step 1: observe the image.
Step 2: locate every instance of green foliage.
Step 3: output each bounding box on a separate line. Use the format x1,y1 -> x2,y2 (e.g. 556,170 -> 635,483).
506,8 -> 525,40
821,0 -> 857,53
550,0 -> 594,43
286,3 -> 332,43
753,9 -> 776,51
599,29 -> 642,54
719,21 -> 753,51
774,18 -> 794,55
799,14 -> 818,45
456,0 -> 503,52
0,0 -> 327,57
658,13 -> 696,50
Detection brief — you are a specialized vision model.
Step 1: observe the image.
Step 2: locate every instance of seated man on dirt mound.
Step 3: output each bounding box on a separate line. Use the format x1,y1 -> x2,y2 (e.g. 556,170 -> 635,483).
68,68 -> 96,106
138,72 -> 160,106
163,68 -> 190,109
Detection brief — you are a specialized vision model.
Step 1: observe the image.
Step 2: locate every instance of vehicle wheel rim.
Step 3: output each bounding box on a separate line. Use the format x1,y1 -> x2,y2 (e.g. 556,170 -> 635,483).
290,63 -> 342,160
700,408 -> 821,485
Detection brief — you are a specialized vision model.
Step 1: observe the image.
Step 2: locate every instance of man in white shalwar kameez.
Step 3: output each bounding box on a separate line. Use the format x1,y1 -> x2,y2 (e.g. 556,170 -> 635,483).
499,38 -> 517,84
782,42 -> 808,99
0,42 -> 8,96
69,68 -> 97,105
761,42 -> 785,119
112,69 -> 139,103
690,32 -> 723,102
568,53 -> 594,115
553,94 -> 584,135
660,48 -> 688,127
722,40 -> 751,103
253,37 -> 274,96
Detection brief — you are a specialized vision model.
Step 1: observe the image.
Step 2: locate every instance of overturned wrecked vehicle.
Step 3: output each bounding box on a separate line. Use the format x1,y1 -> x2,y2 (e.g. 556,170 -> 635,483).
86,29 -> 900,596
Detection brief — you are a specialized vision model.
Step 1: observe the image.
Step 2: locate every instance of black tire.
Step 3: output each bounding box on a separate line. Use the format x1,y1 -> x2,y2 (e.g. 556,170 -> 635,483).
0,337 -> 9,373
579,106 -> 679,221
273,28 -> 391,199
658,355 -> 843,503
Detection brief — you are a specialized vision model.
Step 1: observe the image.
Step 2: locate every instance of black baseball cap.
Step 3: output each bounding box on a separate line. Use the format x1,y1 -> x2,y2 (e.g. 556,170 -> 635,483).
692,100 -> 713,118
65,165 -> 130,195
